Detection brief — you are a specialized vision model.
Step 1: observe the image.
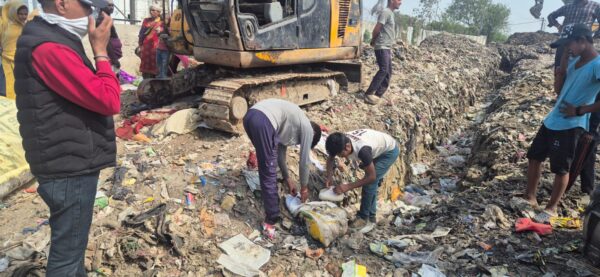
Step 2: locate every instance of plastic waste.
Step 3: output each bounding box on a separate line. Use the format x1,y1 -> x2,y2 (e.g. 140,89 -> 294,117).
418,264 -> 446,277
0,257 -> 9,272
403,192 -> 432,207
386,247 -> 444,266
185,193 -> 196,210
445,155 -> 466,167
550,217 -> 582,229
515,218 -> 553,236
410,163 -> 429,175
369,242 -> 389,256
341,260 -> 366,277
298,201 -> 349,247
439,177 -> 458,192
386,238 -> 417,250
243,170 -> 260,192
285,195 -> 303,216
319,187 -> 344,202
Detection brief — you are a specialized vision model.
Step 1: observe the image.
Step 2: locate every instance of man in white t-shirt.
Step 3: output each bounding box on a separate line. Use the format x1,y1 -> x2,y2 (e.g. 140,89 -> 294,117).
324,129 -> 399,233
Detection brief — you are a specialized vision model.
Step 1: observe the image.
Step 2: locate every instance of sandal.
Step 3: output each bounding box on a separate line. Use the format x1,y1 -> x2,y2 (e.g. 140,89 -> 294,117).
262,222 -> 276,240
533,210 -> 558,224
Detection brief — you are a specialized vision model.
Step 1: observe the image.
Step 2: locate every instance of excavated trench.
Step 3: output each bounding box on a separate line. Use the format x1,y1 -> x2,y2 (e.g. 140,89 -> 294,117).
383,33 -> 597,275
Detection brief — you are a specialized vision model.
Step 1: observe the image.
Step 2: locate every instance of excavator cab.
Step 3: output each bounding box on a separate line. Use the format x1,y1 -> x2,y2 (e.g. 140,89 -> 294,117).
182,0 -> 362,68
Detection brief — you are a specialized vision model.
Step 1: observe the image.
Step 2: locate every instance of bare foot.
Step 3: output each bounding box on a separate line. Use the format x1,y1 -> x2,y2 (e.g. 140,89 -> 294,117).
523,196 -> 539,208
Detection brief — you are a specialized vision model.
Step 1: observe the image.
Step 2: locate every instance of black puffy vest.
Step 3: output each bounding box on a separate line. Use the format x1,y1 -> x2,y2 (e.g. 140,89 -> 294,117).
14,17 -> 116,179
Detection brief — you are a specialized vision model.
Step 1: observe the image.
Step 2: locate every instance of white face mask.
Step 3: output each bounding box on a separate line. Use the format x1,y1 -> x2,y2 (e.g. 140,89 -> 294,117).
40,12 -> 89,39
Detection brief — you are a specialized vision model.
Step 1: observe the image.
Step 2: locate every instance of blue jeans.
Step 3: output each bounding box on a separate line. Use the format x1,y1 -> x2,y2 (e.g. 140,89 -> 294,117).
357,145 -> 400,222
37,172 -> 100,277
156,49 -> 170,78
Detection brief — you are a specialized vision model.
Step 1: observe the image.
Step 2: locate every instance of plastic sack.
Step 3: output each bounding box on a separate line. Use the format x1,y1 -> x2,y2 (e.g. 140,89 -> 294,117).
0,97 -> 33,199
298,201 -> 348,247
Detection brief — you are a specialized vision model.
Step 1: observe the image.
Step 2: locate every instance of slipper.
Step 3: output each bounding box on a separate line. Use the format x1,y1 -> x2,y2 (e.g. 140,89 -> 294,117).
533,210 -> 558,224
262,222 -> 276,240
515,217 -> 553,236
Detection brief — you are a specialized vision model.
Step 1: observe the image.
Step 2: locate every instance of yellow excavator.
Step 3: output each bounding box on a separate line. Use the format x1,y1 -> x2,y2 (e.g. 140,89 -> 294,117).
139,0 -> 363,133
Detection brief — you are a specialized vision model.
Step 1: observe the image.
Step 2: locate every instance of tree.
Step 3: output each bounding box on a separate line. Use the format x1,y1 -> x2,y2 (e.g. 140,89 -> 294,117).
444,0 -> 510,43
414,0 -> 442,25
363,30 -> 372,43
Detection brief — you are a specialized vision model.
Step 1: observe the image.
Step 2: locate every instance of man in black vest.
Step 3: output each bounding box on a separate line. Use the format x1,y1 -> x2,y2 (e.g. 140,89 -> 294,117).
14,0 -> 119,275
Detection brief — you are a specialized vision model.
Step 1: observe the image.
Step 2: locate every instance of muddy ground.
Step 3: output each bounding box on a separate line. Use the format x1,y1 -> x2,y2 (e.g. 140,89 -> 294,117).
1,32 -> 599,276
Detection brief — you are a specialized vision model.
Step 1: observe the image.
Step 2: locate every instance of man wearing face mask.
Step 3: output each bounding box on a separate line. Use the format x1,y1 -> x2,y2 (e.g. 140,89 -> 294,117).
13,0 -> 120,276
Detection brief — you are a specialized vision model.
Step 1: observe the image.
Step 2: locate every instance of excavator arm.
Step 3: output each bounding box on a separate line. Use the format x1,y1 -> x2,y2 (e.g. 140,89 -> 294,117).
530,0 -> 544,19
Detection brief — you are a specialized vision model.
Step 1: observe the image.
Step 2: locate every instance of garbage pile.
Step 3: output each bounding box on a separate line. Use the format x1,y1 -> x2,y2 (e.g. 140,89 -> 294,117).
506,31 -> 557,49
2,32 -> 599,276
306,33 -> 501,198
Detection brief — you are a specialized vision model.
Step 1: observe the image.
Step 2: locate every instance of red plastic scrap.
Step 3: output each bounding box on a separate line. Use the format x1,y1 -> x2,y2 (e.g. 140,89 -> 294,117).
247,151 -> 258,169
115,110 -> 176,140
515,218 -> 553,236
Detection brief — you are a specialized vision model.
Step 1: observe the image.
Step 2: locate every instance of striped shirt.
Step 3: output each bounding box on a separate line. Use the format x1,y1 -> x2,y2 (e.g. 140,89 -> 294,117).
548,1 -> 600,28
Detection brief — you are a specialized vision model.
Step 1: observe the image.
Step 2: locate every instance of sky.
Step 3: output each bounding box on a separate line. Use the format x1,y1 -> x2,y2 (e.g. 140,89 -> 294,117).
364,0 -> 564,34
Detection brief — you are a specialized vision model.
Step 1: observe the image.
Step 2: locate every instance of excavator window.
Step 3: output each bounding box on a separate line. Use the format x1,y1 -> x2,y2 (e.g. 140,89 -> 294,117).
238,0 -> 296,26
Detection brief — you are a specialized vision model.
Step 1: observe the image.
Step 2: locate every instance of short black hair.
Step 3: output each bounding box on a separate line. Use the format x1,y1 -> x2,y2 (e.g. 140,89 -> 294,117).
325,132 -> 350,156
310,121 -> 322,149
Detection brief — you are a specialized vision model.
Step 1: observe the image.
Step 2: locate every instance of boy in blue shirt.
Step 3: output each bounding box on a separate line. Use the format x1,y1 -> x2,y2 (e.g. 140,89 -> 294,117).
524,23 -> 600,223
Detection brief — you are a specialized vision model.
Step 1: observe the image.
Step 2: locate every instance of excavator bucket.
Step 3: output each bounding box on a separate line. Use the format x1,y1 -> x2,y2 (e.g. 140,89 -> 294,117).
530,0 -> 544,19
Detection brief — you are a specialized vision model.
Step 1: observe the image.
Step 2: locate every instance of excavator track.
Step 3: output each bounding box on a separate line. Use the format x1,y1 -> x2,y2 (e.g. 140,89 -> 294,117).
199,71 -> 348,134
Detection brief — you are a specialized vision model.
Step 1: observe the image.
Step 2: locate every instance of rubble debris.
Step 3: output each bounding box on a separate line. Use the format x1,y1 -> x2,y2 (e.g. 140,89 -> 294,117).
122,204 -> 184,256
1,31 -> 594,276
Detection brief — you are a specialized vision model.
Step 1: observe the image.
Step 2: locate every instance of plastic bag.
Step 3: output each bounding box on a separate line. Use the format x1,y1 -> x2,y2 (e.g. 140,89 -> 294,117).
298,202 -> 348,247
285,194 -> 302,216
319,187 -> 344,202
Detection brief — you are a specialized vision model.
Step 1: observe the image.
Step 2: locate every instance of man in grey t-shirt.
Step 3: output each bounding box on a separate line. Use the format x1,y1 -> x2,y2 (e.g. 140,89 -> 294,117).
243,99 -> 322,239
365,0 -> 402,105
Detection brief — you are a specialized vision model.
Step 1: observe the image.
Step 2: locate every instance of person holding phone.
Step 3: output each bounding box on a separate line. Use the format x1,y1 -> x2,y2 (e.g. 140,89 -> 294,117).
14,0 -> 120,275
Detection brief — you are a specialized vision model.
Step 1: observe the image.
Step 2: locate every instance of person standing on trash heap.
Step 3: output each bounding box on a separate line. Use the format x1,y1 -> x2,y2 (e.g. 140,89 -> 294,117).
548,0 -> 600,95
523,23 -> 600,224
243,99 -> 322,240
0,1 -> 29,100
364,0 -> 402,105
324,129 -> 399,233
14,0 -> 119,275
96,0 -> 122,74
